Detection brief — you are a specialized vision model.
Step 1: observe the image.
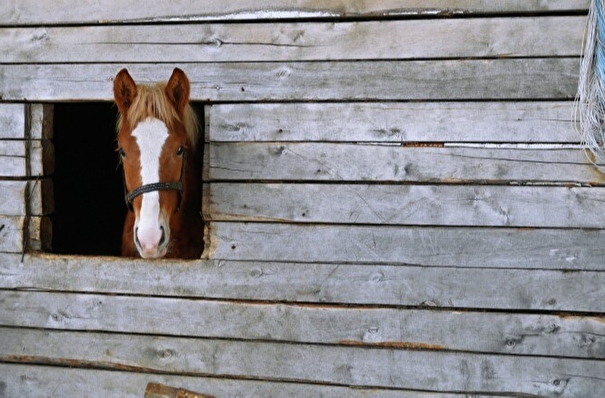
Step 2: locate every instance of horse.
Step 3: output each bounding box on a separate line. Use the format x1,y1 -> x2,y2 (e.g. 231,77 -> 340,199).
113,68 -> 204,259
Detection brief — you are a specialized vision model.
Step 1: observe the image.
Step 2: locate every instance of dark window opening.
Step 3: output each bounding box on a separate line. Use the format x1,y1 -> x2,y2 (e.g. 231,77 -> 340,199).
52,103 -> 125,256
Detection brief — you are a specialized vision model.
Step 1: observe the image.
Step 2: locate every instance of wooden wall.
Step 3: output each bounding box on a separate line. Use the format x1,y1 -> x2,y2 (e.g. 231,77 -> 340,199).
2,1 -> 605,397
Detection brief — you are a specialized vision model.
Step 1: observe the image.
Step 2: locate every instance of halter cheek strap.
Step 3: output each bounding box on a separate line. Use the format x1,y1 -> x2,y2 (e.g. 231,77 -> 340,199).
123,150 -> 187,212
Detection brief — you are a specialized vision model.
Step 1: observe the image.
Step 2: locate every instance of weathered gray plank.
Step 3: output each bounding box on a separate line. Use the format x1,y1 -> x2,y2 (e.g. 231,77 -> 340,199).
204,222 -> 605,269
0,140 -> 54,177
0,17 -> 584,64
1,254 -> 603,311
0,216 -> 23,253
2,291 -> 604,358
1,327 -> 602,395
0,189 -> 54,251
0,104 -> 24,138
205,143 -> 603,184
0,59 -> 578,102
0,180 -> 53,216
204,184 -> 605,228
0,364 -> 478,398
0,216 -> 50,253
0,103 -> 53,140
0,0 -> 589,25
206,101 -> 578,143
3,253 -> 605,312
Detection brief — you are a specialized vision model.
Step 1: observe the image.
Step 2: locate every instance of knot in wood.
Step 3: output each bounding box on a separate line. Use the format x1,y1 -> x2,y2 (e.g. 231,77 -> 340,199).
271,146 -> 286,156
209,37 -> 223,48
50,310 -> 70,322
31,29 -> 49,43
275,67 -> 292,79
156,348 -> 175,361
544,323 -> 560,334
505,337 -> 521,348
370,272 -> 385,283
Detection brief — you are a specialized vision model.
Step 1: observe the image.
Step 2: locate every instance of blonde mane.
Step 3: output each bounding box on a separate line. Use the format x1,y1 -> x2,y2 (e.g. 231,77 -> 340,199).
117,82 -> 199,149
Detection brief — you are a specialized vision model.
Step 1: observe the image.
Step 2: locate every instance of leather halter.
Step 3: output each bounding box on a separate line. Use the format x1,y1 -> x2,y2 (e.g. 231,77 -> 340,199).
123,150 -> 187,212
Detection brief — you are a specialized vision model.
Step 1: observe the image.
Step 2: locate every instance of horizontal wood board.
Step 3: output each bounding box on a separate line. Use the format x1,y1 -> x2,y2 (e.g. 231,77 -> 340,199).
0,216 -> 49,253
0,59 -> 579,102
204,222 -> 605,269
0,180 -> 52,216
1,327 -> 603,395
206,101 -> 578,143
204,143 -> 604,184
2,289 -> 605,358
0,17 -> 584,64
0,0 -> 589,25
0,364 -> 499,398
1,253 -> 605,313
0,140 -> 54,178
203,184 -> 605,227
0,104 -> 53,140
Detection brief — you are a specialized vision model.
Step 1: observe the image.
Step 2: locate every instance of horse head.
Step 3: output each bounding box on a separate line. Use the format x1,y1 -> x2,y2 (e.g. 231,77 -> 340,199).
113,68 -> 198,258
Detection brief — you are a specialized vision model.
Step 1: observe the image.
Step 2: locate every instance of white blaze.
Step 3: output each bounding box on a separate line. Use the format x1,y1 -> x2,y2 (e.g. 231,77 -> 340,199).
132,118 -> 169,256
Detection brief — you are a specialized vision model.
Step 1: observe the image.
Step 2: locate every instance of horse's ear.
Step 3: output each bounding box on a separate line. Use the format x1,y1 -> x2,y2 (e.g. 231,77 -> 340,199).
113,68 -> 137,114
165,68 -> 190,116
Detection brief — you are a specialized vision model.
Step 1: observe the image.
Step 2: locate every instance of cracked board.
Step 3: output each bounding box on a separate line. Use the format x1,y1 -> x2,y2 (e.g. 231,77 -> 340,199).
0,364 -> 484,398
1,289 -> 605,358
0,0 -> 589,25
0,327 -> 603,395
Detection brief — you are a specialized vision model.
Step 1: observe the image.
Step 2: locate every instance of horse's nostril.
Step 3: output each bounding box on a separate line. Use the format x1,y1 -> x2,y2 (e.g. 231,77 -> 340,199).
134,227 -> 140,247
159,226 -> 166,246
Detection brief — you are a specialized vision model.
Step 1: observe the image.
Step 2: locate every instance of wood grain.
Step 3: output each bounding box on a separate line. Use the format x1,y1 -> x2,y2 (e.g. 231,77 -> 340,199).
0,364 -> 475,398
0,103 -> 53,140
204,184 -> 605,228
0,140 -> 54,177
144,382 -> 215,398
206,101 -> 578,143
2,253 -> 604,312
1,327 -> 603,395
0,3 -> 601,396
205,222 -> 605,269
0,58 -> 578,102
2,290 -> 604,358
0,216 -> 49,253
205,143 -> 604,184
0,0 -> 589,25
0,180 -> 53,216
0,17 -> 583,63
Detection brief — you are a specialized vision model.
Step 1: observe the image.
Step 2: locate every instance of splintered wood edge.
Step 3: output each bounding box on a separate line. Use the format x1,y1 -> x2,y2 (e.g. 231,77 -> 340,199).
200,223 -> 216,260
144,382 -> 215,398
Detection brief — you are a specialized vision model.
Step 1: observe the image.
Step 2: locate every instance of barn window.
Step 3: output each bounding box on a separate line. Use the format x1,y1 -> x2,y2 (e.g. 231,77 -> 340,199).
50,102 -> 204,256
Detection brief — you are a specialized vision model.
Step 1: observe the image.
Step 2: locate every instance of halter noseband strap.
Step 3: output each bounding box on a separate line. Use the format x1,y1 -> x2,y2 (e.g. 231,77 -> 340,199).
125,181 -> 183,205
123,150 -> 187,212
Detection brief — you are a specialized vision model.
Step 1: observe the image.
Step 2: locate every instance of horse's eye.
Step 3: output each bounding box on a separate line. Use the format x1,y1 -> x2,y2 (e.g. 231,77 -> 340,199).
176,146 -> 184,156
118,148 -> 126,158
